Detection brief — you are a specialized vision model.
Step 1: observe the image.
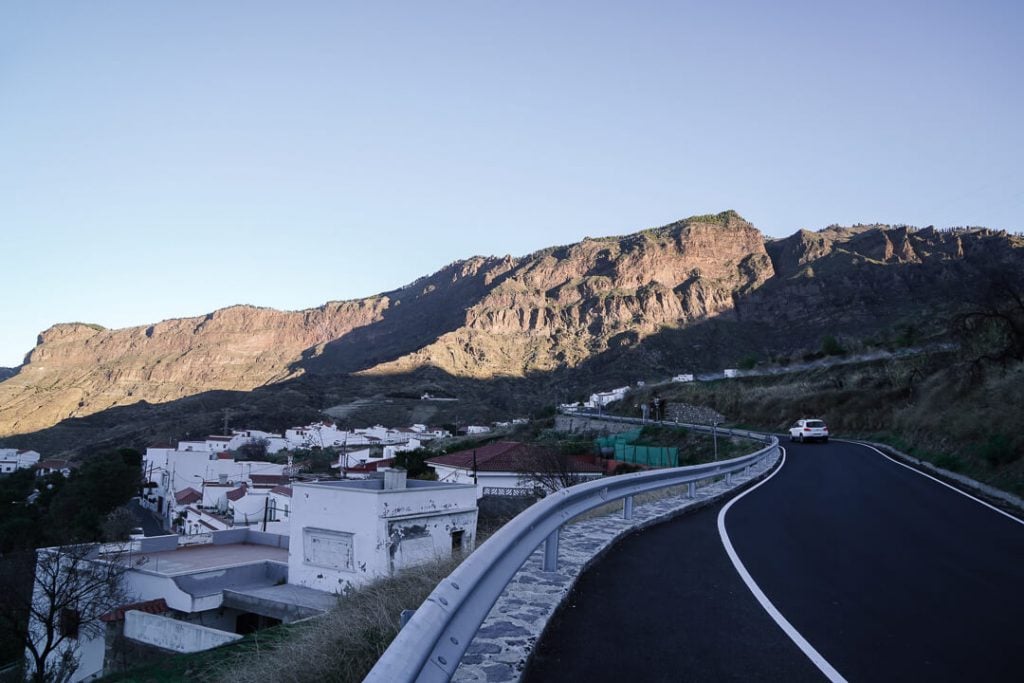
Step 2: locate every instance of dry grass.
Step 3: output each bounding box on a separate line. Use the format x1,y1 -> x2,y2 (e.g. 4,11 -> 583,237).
646,352 -> 1024,497
209,556 -> 463,683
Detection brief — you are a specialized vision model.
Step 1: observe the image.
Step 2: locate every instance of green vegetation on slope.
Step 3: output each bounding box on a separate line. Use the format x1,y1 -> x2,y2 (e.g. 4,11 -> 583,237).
626,352 -> 1024,497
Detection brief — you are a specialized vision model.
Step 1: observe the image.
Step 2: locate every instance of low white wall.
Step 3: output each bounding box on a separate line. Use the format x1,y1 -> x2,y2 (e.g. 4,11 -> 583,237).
124,611 -> 242,653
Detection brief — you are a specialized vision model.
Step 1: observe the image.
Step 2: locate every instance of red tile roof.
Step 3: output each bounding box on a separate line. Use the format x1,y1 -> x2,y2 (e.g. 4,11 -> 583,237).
175,487 -> 202,505
345,457 -> 396,474
250,473 -> 289,486
226,484 -> 248,501
427,442 -> 603,474
216,452 -> 234,460
35,459 -> 76,471
270,485 -> 293,497
101,598 -> 169,623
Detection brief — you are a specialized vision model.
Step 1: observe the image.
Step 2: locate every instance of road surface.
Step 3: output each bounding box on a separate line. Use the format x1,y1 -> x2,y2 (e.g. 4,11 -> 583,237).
524,440 -> 1024,682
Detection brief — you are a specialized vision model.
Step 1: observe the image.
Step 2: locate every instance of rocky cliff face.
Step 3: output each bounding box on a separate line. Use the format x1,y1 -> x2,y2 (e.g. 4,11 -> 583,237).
1,211 -> 1020,441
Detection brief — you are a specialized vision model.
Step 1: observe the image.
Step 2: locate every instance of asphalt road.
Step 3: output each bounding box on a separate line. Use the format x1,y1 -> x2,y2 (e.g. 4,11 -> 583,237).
524,440 -> 1024,682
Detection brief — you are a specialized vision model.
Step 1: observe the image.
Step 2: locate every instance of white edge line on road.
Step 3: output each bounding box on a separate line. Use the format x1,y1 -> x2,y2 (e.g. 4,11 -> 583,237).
851,441 -> 1024,527
717,447 -> 848,683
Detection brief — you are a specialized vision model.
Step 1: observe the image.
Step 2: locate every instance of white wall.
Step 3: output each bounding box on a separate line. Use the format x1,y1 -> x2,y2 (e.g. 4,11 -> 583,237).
288,479 -> 477,593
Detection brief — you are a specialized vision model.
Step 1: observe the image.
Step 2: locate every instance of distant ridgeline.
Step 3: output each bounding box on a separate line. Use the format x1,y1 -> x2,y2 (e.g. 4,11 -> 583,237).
0,211 -> 1021,454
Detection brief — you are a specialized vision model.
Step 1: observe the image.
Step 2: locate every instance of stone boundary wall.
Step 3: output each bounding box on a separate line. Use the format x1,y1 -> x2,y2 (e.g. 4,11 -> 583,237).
554,414 -> 641,435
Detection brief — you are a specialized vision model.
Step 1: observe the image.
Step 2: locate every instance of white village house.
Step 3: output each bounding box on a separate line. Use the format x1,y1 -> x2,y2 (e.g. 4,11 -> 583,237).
288,469 -> 477,593
28,469 -> 477,682
0,448 -> 40,474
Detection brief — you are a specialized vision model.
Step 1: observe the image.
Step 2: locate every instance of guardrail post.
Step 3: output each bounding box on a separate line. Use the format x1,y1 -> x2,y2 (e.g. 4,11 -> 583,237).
726,472 -> 733,485
688,481 -> 696,498
542,529 -> 560,572
623,495 -> 634,520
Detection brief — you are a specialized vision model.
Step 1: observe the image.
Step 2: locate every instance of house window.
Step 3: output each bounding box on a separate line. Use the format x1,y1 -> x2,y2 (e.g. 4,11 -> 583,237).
60,608 -> 80,638
268,499 -> 278,522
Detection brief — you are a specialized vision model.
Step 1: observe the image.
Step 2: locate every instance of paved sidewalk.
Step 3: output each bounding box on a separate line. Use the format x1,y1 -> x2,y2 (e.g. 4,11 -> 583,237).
453,451 -> 780,682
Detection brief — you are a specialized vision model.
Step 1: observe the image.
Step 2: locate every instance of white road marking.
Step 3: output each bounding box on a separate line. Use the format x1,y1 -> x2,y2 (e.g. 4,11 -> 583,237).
850,441 -> 1024,526
717,447 -> 847,683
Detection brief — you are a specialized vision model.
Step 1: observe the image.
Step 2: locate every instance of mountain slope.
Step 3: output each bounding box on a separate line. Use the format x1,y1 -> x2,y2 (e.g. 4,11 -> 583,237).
0,211 -> 1021,443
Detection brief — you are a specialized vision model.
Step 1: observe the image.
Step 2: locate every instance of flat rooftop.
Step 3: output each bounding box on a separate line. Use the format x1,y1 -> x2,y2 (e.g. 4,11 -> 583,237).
122,543 -> 288,576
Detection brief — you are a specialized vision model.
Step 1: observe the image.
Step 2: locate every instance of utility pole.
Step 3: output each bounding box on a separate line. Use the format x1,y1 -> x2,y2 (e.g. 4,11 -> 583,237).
712,422 -> 720,461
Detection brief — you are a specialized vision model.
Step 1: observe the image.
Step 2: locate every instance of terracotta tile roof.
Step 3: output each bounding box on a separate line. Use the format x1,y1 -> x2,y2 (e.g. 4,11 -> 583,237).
216,452 -> 234,460
226,484 -> 248,501
345,457 -> 396,474
35,459 -> 76,471
101,598 -> 169,623
250,473 -> 289,486
426,442 -> 603,474
207,435 -> 232,441
175,487 -> 202,505
270,485 -> 293,497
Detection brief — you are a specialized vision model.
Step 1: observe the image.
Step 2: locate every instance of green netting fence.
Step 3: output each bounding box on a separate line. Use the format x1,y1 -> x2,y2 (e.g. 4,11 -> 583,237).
595,429 -> 679,467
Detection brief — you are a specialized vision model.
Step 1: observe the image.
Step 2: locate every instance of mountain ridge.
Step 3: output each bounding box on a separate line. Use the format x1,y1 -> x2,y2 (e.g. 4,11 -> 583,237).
1,211 -> 1021,447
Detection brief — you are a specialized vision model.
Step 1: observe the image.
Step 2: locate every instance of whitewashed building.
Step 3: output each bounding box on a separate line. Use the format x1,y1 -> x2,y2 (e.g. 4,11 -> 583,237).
26,530 -> 335,683
288,469 -> 477,593
0,448 -> 40,474
586,386 -> 630,408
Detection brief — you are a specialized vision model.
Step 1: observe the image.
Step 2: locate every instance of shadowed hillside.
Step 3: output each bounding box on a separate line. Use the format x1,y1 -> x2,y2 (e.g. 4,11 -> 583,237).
1,212 -> 1021,454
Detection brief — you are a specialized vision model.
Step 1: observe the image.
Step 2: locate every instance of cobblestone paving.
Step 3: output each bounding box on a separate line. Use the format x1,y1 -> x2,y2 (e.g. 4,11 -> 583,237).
453,452 -> 780,682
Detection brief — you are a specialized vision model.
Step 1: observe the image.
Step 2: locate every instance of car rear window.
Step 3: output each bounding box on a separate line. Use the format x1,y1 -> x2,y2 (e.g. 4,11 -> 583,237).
806,420 -> 825,428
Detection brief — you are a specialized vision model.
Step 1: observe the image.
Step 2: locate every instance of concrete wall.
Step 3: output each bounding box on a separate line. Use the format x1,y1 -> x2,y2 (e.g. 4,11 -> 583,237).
555,415 -> 638,435
124,611 -> 242,653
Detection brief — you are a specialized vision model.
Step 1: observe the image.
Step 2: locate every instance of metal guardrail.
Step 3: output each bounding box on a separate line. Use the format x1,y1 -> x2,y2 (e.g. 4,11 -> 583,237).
365,417 -> 777,682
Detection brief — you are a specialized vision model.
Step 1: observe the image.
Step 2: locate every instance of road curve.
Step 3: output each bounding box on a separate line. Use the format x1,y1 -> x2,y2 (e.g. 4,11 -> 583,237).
524,440 -> 1024,682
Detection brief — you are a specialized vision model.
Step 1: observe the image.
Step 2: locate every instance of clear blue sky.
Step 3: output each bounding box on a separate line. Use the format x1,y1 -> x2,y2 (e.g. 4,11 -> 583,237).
1,1 -> 1021,367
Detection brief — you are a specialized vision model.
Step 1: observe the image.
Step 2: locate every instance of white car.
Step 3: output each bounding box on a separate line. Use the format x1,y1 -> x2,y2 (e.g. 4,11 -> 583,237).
789,419 -> 829,443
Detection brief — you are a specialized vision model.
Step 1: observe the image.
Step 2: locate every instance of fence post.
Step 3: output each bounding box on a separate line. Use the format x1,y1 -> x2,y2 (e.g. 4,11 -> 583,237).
542,528 -> 560,572
623,495 -> 634,520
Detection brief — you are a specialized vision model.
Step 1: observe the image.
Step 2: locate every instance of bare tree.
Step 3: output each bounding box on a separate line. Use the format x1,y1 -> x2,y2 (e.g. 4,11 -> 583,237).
950,263 -> 1024,367
516,447 -> 590,495
8,544 -> 133,683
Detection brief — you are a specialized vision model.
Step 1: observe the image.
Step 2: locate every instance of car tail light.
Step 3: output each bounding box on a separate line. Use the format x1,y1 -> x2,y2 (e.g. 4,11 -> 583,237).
804,427 -> 812,431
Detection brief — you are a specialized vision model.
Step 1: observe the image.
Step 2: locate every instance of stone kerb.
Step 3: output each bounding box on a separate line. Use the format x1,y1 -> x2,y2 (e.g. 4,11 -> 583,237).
452,449 -> 781,682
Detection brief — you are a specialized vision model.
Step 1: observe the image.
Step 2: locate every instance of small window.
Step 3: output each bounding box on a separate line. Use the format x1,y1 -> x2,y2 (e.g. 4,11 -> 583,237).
451,530 -> 465,553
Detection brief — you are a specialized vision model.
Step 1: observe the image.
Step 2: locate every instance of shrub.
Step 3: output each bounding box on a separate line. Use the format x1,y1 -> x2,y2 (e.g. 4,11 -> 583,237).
214,557 -> 462,683
821,335 -> 847,356
979,434 -> 1019,467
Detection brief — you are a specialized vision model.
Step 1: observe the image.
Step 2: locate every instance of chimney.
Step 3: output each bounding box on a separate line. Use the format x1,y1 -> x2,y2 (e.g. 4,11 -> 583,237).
382,468 -> 407,490
218,473 -> 228,485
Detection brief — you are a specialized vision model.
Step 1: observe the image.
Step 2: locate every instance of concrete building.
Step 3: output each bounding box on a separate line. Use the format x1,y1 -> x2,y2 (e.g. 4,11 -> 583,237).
288,469 -> 477,593
586,386 -> 630,409
0,448 -> 40,474
27,530 -> 336,683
